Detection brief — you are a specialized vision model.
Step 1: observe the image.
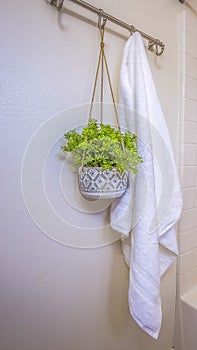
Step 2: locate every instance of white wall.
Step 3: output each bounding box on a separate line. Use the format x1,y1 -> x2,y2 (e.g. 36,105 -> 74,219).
0,1 -> 185,350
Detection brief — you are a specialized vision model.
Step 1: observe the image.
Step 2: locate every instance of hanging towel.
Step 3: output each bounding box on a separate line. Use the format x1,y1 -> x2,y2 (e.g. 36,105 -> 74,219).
110,32 -> 182,339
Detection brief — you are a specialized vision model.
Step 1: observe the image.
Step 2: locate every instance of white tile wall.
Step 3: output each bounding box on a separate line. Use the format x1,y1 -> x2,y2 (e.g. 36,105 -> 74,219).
182,188 -> 196,209
180,166 -> 196,188
185,12 -> 197,36
175,12 -> 197,350
178,11 -> 197,293
184,98 -> 197,122
180,143 -> 196,165
181,120 -> 197,143
179,208 -> 197,232
179,266 -> 197,296
179,248 -> 197,275
178,228 -> 197,253
185,54 -> 197,80
185,32 -> 197,57
185,76 -> 197,100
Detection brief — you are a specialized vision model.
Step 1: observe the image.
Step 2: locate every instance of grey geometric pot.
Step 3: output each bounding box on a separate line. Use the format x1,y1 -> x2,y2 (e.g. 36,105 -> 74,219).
78,166 -> 129,199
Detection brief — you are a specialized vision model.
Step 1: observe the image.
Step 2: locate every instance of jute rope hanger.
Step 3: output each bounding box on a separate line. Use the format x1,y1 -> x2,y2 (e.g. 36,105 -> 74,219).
82,12 -> 124,169
88,11 -> 121,131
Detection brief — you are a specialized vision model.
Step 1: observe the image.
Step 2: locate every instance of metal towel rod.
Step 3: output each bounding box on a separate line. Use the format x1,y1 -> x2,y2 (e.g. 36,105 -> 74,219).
49,0 -> 165,56
178,0 -> 197,16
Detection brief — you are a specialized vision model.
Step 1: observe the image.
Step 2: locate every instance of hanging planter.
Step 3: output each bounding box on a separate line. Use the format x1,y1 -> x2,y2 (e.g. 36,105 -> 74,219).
61,15 -> 142,200
78,167 -> 129,199
62,119 -> 142,199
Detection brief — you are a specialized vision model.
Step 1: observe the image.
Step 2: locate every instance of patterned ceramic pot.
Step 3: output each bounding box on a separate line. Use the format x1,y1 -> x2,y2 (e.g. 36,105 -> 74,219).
78,166 -> 129,199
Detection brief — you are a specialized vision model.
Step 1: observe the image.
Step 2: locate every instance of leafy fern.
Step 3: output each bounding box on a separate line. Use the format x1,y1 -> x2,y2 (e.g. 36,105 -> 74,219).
61,119 -> 142,173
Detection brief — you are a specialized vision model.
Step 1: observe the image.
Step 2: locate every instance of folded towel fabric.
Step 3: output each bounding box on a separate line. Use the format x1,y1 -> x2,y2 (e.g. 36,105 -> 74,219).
110,32 -> 182,339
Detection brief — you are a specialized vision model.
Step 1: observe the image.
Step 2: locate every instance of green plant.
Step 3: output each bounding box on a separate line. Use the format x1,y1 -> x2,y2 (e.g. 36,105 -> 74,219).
61,119 -> 142,173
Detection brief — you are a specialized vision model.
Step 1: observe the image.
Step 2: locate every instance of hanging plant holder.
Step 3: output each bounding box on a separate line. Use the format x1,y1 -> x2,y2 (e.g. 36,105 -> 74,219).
62,13 -> 142,200
79,15 -> 128,199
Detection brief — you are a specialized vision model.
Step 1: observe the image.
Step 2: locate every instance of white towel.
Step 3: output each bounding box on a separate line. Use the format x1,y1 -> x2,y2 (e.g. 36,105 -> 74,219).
110,32 -> 182,339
